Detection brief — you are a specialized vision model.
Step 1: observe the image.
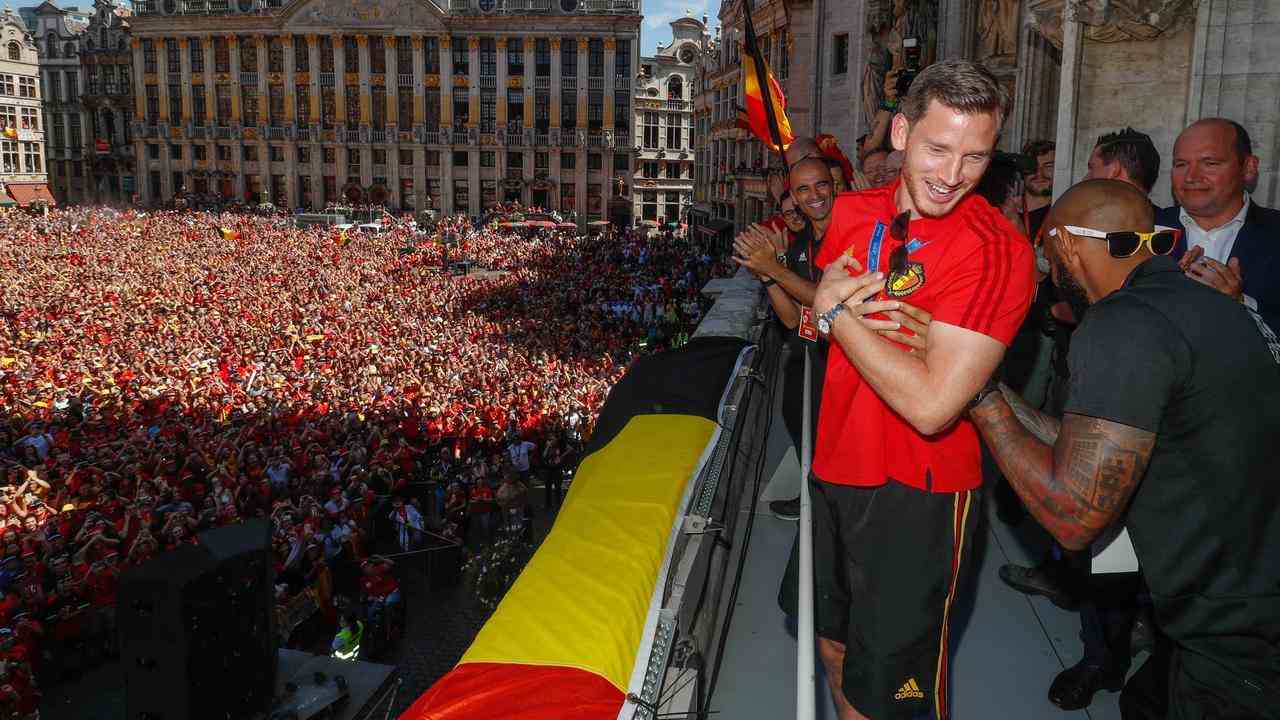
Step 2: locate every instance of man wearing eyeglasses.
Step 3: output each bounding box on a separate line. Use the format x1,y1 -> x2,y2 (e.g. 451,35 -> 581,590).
969,177 -> 1280,719
805,60 -> 1036,720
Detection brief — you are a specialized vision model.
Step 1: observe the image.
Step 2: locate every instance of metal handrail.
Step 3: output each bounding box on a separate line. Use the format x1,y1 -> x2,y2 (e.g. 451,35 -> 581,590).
797,351 -> 815,720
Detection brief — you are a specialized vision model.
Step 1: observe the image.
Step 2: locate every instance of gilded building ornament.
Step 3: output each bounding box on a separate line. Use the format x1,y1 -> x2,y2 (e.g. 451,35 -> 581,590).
468,37 -> 479,50
411,36 -> 424,50
452,75 -> 468,87
496,37 -> 507,49
440,36 -> 451,49
603,37 -> 616,50
424,74 -> 440,87
385,36 -> 397,49
355,34 -> 369,48
506,76 -> 522,88
549,38 -> 560,50
577,37 -> 588,51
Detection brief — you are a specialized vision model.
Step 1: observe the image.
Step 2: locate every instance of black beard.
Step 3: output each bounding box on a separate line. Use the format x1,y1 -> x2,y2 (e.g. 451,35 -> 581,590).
1053,262 -> 1092,322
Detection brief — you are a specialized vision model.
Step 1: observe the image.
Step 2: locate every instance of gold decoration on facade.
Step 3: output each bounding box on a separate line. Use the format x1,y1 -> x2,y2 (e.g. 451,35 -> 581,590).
506,76 -> 522,88
603,37 -> 616,50
452,75 -> 468,87
295,72 -> 310,83
411,36 -> 424,50
268,73 -> 283,84
191,73 -> 204,84
345,72 -> 359,84
130,38 -> 141,50
144,73 -> 158,84
577,37 -> 589,50
306,34 -> 320,47
177,38 -> 189,49
385,36 -> 397,49
355,34 -> 369,48
496,38 -> 507,49
371,75 -> 385,86
549,38 -> 560,50
216,73 -> 230,83
468,37 -> 479,50
440,35 -> 451,49
424,74 -> 440,87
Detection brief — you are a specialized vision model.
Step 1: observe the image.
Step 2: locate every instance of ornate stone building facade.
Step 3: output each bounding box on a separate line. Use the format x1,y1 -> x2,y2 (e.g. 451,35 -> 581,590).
126,0 -> 641,221
632,16 -> 699,227
0,7 -> 50,206
33,0 -> 90,204
80,0 -> 135,204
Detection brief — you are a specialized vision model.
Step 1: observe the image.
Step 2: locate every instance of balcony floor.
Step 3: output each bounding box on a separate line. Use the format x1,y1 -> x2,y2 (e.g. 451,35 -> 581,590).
709,437 -> 1136,719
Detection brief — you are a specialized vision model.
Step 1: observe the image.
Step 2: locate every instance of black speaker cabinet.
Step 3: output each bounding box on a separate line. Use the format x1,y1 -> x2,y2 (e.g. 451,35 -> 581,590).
118,519 -> 276,720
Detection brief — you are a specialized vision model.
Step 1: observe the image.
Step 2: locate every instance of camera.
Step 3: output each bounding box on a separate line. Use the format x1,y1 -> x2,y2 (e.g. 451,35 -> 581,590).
897,37 -> 922,98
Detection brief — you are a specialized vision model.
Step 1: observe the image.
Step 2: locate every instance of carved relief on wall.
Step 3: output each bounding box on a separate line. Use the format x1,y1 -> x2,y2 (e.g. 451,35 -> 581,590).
1027,0 -> 1198,50
287,0 -> 445,31
977,0 -> 1019,67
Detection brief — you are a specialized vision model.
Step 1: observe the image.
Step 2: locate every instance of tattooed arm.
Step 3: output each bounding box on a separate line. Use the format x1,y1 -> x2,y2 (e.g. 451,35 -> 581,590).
999,383 -> 1061,444
970,393 -> 1155,551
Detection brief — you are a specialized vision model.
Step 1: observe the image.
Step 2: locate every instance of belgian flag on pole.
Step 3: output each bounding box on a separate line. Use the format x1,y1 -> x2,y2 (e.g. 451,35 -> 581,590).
740,1 -> 794,153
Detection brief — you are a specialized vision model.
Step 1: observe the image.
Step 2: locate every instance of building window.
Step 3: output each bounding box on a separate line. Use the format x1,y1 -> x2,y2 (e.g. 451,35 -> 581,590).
0,140 -> 15,173
269,145 -> 284,162
642,190 -> 657,221
371,148 -> 386,166
0,105 -> 13,130
479,38 -> 495,77
613,152 -> 628,172
147,143 -> 159,160
319,37 -> 334,73
145,85 -> 160,124
588,92 -> 602,130
560,41 -> 576,77
194,144 -> 207,161
6,42 -> 18,62
294,35 -> 308,73
345,85 -> 359,126
243,145 -> 258,161
170,144 -> 181,160
343,36 -> 358,73
296,146 -> 308,163
643,112 -> 658,149
588,38 -> 603,77
480,91 -> 495,133
425,88 -> 440,130
453,178 -> 468,212
535,152 -> 548,170
168,84 -> 181,122
452,150 -> 468,166
615,38 -> 629,78
560,94 -> 575,129
240,36 -> 257,72
268,37 -> 283,73
423,37 -> 440,75
399,149 -> 412,165
614,96 -> 629,131
166,39 -> 180,72
535,39 -> 550,77
320,87 -> 335,128
242,87 -> 258,126
779,34 -> 790,79
322,147 -> 335,163
398,92 -> 413,129
560,182 -> 575,212
0,75 -> 13,96
19,107 -> 38,130
143,39 -> 156,73
481,178 -> 496,207
190,40 -> 204,73
587,153 -> 601,170
371,86 -> 386,128
642,161 -> 657,178
451,37 -> 468,76
452,88 -> 468,126
560,152 -> 575,170
295,86 -> 309,124
215,37 -> 230,73
534,92 -> 549,132
507,38 -> 523,76
396,40 -> 412,77
832,34 -> 849,75
370,36 -> 385,74
506,88 -> 523,129
217,145 -> 230,161
426,150 -> 439,166
666,113 -> 682,149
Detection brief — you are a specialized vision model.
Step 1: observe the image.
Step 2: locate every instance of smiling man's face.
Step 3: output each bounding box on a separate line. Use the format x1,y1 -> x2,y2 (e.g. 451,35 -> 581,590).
892,99 -> 999,218
788,158 -> 835,224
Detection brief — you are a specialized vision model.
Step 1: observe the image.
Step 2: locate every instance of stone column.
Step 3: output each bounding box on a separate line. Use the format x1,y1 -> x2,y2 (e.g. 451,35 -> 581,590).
203,37 -> 215,126
158,38 -> 172,125
1051,0 -> 1083,201
356,34 -> 370,127
256,36 -> 270,201
131,38 -> 147,202
523,40 -> 535,128
440,36 -> 453,130
178,38 -> 192,127
496,37 -> 508,127
333,34 -> 346,128
550,37 -> 561,128
576,37 -> 588,135
283,34 -> 297,209
603,37 -> 616,132
385,36 -> 398,132
307,35 -> 321,125
228,35 -> 241,124
468,37 -> 479,130
412,37 -> 426,127
441,146 -> 453,214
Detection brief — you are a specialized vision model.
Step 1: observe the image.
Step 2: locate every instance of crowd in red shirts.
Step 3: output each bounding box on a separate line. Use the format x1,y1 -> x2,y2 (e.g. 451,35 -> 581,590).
0,205 -> 726,716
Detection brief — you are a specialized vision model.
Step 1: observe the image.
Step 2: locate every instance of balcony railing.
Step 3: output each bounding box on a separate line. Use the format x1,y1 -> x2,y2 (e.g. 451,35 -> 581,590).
614,76 -> 629,91
449,0 -> 469,10
370,129 -> 387,143
189,125 -> 208,139
587,132 -> 605,148
666,99 -> 689,111
588,77 -> 604,91
451,130 -> 468,145
615,130 -> 630,148
168,72 -> 182,85
319,72 -> 335,86
561,77 -> 576,91
534,76 -> 549,90
295,125 -> 312,142
479,75 -> 496,89
240,72 -> 259,87
535,133 -> 549,146
424,131 -> 441,144
531,0 -> 551,9
560,131 -> 578,147
266,126 -> 287,140
214,126 -> 233,139
398,74 -> 413,87
345,129 -> 360,143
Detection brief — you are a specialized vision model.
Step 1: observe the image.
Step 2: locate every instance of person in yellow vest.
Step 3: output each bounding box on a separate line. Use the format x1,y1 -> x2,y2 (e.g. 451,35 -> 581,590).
331,612 -> 363,661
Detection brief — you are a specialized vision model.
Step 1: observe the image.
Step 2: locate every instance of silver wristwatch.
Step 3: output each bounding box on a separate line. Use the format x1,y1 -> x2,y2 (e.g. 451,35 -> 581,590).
816,302 -> 848,335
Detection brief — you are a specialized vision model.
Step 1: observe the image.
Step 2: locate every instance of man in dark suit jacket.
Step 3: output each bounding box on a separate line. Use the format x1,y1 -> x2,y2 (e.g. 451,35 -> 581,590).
1156,118 -> 1280,330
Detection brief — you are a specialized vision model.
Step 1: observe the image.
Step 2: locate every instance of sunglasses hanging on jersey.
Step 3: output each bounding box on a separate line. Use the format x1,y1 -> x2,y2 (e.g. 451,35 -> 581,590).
888,211 -> 911,276
1048,225 -> 1181,258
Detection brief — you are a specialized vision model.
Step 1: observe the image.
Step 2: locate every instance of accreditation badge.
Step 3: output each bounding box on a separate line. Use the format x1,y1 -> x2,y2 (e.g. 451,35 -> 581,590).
798,306 -> 819,342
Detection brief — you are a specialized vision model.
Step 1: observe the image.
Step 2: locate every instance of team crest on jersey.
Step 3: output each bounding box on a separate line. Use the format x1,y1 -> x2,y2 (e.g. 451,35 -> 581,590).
886,261 -> 925,298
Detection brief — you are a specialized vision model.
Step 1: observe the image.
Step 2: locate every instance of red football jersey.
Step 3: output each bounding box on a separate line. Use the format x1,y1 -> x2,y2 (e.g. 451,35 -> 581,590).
813,179 -> 1035,492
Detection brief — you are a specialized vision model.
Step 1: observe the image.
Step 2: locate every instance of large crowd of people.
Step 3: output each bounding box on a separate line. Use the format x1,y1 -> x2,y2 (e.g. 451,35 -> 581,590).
0,204 -> 727,714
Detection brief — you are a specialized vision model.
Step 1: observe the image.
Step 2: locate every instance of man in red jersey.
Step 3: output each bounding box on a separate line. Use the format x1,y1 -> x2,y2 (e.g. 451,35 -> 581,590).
805,59 -> 1036,720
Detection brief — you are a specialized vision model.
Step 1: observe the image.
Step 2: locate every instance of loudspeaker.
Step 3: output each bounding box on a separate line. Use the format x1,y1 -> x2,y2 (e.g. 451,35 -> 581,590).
119,519 -> 276,720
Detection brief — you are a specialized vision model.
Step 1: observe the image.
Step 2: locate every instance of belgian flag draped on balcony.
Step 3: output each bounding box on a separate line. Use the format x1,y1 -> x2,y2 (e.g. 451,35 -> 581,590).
740,1 -> 794,154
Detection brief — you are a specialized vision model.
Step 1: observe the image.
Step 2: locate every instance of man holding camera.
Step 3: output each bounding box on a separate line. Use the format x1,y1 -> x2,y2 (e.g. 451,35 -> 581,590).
806,60 -> 1035,720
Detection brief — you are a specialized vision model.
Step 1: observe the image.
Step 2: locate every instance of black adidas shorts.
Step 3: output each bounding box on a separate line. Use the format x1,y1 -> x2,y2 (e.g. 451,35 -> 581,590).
784,476 -> 981,720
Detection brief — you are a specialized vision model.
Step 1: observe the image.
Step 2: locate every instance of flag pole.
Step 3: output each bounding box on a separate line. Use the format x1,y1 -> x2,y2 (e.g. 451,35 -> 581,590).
742,0 -> 785,154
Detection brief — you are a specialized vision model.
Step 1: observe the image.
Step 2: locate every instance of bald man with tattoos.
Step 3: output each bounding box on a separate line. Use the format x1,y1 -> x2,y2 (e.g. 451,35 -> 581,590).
968,179 -> 1280,719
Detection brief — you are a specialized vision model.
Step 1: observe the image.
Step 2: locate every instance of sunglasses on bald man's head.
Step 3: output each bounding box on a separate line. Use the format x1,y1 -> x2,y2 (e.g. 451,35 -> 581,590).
1048,225 -> 1180,258
888,211 -> 911,276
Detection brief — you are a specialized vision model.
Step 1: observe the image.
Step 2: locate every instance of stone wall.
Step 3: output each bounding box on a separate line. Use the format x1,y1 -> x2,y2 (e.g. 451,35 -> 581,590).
1070,23 -> 1195,207
813,0 -> 865,151
1188,0 -> 1280,206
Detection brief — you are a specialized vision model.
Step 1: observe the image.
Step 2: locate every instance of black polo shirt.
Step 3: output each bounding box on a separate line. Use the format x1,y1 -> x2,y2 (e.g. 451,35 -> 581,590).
1063,256 -> 1280,699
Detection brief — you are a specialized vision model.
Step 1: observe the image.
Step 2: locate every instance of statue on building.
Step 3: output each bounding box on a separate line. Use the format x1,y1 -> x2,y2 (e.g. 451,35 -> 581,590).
861,0 -> 939,130
977,0 -> 1020,66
